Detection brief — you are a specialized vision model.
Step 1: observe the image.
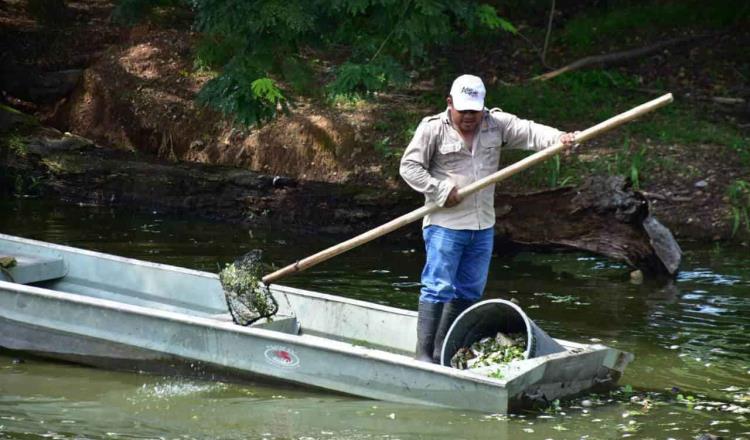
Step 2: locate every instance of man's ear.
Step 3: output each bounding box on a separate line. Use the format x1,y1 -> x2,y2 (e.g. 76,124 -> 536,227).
446,95 -> 453,108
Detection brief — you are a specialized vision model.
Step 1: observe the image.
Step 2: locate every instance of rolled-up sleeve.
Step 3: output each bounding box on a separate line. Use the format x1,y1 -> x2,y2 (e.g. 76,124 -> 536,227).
399,121 -> 455,207
494,112 -> 563,151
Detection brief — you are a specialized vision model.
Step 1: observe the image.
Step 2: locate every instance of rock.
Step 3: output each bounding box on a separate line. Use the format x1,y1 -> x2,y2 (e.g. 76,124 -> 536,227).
272,175 -> 295,188
642,215 -> 682,275
630,270 -> 644,284
694,180 -> 708,189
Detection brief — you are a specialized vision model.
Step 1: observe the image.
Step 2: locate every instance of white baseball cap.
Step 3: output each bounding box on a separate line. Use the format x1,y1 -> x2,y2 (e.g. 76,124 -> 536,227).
449,74 -> 486,111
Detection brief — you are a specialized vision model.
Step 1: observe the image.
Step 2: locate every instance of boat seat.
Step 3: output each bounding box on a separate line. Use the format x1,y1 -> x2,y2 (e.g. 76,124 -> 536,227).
253,315 -> 301,335
210,313 -> 300,335
0,254 -> 67,284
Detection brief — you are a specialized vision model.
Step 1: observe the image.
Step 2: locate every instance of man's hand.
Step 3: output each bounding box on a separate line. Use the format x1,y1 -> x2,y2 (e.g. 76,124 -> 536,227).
560,131 -> 579,146
444,187 -> 462,208
560,131 -> 580,157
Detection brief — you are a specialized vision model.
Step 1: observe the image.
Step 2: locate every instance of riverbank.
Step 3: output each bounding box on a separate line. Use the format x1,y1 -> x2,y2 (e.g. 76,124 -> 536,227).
1,0 -> 748,242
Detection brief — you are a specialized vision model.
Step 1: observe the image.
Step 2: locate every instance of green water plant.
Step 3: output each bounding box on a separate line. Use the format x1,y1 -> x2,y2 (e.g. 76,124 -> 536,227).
218,250 -> 278,325
727,180 -> 750,236
450,332 -> 526,370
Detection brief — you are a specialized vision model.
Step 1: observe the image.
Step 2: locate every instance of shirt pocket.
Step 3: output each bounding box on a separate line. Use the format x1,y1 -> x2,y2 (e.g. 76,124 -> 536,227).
481,135 -> 502,169
437,142 -> 464,171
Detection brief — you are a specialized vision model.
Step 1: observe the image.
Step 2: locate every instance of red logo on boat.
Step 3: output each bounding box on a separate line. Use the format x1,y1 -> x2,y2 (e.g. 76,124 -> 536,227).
264,345 -> 300,368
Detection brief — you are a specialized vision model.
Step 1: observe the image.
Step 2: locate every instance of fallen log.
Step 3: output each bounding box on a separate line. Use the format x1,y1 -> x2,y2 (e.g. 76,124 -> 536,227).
531,34 -> 707,82
494,176 -> 681,276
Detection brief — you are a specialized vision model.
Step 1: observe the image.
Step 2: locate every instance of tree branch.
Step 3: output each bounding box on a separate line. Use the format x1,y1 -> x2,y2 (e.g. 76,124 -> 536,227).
531,34 -> 709,82
541,0 -> 555,66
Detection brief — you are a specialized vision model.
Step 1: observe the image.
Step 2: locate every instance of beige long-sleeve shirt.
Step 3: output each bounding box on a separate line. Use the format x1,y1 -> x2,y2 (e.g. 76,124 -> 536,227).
399,108 -> 563,230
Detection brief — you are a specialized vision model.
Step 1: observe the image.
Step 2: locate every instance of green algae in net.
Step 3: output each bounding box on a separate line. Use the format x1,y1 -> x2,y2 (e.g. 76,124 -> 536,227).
219,250 -> 278,326
0,256 -> 16,282
450,332 -> 526,370
0,257 -> 17,268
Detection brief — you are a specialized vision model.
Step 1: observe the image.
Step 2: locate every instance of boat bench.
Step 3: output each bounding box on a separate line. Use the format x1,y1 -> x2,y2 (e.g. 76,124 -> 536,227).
211,313 -> 301,335
0,254 -> 67,284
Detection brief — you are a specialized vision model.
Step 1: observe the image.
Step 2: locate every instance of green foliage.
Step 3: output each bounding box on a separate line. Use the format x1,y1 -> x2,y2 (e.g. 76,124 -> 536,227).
727,180 -> 750,236
327,58 -> 408,100
629,146 -> 646,190
7,135 -> 27,157
280,56 -> 317,96
197,58 -> 288,126
193,34 -> 242,71
600,138 -> 648,189
116,0 -> 516,126
544,154 -> 572,188
560,0 -> 750,54
476,4 -> 516,34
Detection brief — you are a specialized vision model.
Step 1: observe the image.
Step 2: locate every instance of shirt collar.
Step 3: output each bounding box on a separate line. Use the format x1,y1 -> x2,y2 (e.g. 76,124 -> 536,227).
441,108 -> 451,124
442,107 -> 491,127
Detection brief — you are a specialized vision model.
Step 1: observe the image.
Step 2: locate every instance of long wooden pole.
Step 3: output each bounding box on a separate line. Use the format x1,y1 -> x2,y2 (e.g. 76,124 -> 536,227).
262,93 -> 673,284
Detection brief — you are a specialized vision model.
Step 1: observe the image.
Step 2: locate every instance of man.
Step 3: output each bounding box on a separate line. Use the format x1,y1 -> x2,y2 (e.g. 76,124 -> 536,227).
399,74 -> 577,363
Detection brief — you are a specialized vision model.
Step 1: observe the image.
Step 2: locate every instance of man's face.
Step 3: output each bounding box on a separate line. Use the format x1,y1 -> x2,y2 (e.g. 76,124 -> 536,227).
447,96 -> 481,133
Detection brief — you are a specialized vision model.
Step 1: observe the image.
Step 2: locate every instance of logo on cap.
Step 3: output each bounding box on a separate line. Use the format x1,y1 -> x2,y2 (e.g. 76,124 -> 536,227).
461,87 -> 479,97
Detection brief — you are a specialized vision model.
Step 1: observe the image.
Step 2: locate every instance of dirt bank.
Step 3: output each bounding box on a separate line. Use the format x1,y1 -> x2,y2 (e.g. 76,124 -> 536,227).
1,0 -> 748,242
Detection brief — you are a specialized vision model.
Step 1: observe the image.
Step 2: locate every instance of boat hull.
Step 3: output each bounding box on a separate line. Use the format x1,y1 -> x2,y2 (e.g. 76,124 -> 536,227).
0,233 -> 632,413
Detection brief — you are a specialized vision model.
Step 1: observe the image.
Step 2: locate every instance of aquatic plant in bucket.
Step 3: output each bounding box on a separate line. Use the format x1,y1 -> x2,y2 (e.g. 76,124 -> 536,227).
440,299 -> 565,367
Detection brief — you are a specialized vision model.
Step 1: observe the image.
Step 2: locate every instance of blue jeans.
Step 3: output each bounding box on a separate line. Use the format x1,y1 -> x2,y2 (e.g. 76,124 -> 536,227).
420,225 -> 494,304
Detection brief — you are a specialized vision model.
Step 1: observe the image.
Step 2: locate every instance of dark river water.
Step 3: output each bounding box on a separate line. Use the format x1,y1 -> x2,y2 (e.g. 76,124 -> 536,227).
1,198 -> 749,439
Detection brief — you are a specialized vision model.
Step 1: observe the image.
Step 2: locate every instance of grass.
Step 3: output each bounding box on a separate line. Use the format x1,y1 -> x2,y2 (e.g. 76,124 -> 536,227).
727,180 -> 750,236
488,70 -> 637,126
559,0 -> 749,55
490,69 -> 747,150
480,69 -> 749,190
6,135 -> 27,157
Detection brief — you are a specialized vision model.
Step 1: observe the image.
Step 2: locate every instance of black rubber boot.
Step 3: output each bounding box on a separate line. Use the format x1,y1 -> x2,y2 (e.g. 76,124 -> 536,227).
415,301 -> 444,363
432,299 -> 475,363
